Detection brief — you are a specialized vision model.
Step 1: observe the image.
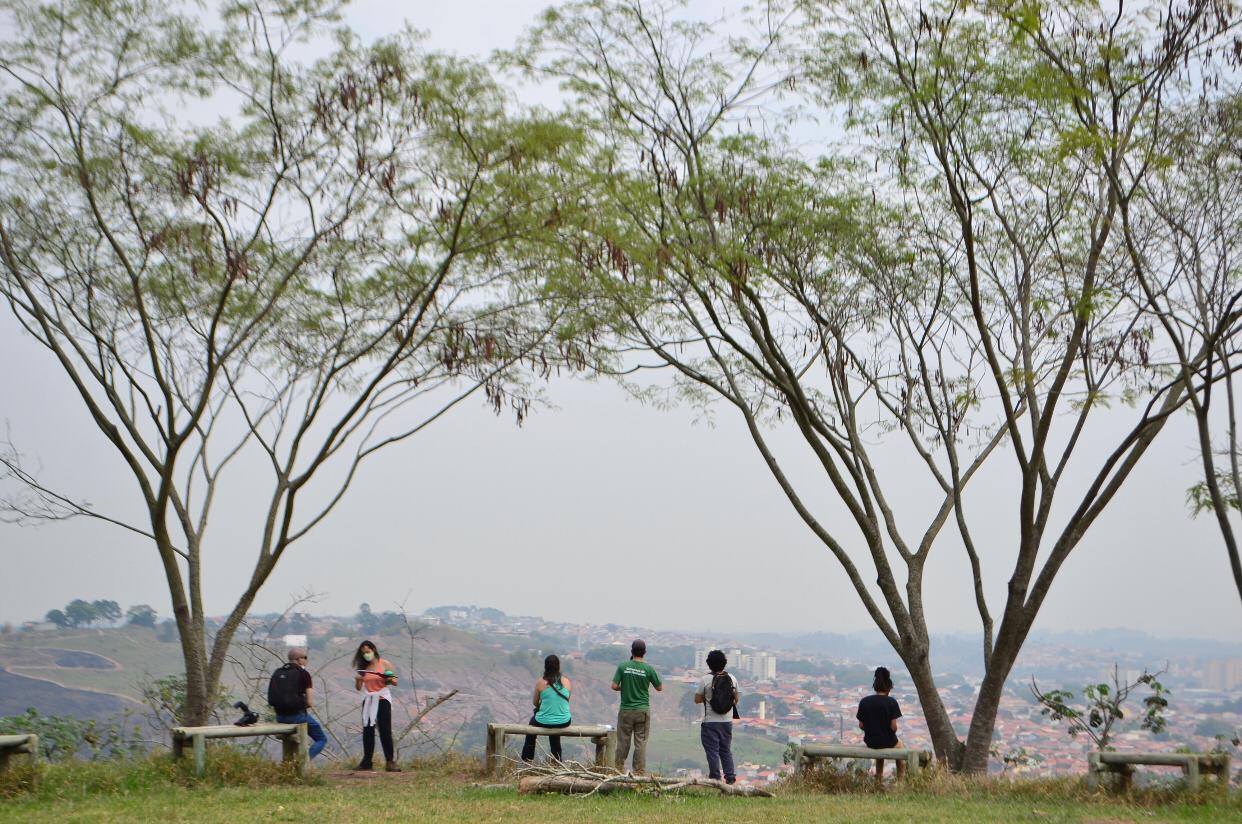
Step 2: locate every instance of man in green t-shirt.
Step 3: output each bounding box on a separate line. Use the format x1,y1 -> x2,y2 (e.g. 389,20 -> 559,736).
610,639 -> 663,773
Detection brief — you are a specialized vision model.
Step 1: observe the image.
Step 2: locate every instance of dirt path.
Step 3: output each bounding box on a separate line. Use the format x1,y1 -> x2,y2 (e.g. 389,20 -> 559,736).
320,768 -> 429,785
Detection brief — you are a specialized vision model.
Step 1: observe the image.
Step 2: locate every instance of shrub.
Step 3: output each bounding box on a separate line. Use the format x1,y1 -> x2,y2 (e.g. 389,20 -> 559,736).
0,749 -> 316,800
0,708 -> 144,762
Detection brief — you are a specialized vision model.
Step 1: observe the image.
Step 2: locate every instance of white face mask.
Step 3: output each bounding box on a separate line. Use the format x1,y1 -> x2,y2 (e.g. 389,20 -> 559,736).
362,651 -> 375,663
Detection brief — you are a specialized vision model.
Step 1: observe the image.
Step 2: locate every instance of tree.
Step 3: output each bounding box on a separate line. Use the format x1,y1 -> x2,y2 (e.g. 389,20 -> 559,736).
517,0 -> 1239,771
126,604 -> 157,628
356,603 -> 380,635
93,600 -> 122,626
0,0 -> 577,723
1031,666 -> 1170,752
64,599 -> 97,628
1130,95 -> 1242,607
44,609 -> 69,628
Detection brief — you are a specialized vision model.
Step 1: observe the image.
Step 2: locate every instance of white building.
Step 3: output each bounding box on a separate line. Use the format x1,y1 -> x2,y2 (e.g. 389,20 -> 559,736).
694,648 -> 777,680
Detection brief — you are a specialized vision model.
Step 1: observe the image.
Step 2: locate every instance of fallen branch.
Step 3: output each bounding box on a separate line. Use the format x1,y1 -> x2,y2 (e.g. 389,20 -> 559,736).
513,760 -> 773,797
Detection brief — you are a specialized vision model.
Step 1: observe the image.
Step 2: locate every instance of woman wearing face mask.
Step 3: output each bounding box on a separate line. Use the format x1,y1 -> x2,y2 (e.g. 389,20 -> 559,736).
353,640 -> 400,771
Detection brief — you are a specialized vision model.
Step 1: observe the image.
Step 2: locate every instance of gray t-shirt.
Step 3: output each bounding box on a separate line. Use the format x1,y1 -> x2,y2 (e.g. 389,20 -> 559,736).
696,672 -> 739,723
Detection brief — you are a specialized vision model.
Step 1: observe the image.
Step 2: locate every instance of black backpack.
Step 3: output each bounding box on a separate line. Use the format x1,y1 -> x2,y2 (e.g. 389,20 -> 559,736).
267,663 -> 305,714
708,672 -> 735,715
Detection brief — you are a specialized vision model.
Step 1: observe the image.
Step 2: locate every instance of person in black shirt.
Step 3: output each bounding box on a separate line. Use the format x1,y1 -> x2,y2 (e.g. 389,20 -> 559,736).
275,647 -> 328,759
856,666 -> 904,781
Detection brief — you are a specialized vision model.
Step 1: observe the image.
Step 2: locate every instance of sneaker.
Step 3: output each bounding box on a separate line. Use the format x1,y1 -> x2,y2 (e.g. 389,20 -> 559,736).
725,778 -> 736,785
354,762 -> 373,771
385,760 -> 402,772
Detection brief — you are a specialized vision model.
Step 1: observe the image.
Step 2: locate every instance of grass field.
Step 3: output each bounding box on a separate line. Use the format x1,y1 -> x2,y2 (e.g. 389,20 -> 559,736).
1,756 -> 1239,824
640,727 -> 788,772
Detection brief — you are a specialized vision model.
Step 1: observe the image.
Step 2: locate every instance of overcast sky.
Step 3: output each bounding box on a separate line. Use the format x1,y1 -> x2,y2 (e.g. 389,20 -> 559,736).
2,0 -> 1240,642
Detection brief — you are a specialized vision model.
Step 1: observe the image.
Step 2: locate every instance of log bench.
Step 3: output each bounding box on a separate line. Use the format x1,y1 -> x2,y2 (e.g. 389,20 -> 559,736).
793,743 -> 933,778
0,734 -> 38,772
484,722 -> 616,775
1086,750 -> 1231,791
171,723 -> 308,777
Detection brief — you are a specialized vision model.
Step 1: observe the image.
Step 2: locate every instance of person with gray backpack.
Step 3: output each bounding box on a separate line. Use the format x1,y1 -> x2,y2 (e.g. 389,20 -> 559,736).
694,649 -> 739,784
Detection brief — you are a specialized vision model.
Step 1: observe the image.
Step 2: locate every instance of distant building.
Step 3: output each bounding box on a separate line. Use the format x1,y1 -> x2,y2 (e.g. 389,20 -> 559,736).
283,634 -> 307,649
694,647 -> 777,680
1203,658 -> 1242,690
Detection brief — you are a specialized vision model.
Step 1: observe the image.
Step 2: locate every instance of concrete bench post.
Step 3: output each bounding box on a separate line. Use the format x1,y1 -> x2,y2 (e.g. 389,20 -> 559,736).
279,723 -> 309,777
0,734 -> 39,772
1184,756 -> 1199,792
192,733 -> 206,778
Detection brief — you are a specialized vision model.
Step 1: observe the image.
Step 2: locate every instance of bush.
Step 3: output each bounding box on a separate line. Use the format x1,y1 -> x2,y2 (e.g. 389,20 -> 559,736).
0,749 -> 316,800
0,708 -> 144,762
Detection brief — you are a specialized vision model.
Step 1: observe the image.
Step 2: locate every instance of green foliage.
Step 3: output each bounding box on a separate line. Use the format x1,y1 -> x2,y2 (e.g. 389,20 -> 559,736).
1186,472 -> 1240,516
64,599 -> 98,628
1032,666 -> 1170,751
93,600 -> 122,625
990,745 -> 1042,771
138,674 -> 232,731
1,0 -> 588,726
357,603 -> 381,634
0,708 -> 144,763
125,604 -> 157,628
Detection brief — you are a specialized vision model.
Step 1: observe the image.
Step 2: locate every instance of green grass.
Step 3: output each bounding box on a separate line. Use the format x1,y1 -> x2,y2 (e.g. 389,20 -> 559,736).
1,756 -> 1238,824
640,727 -> 787,771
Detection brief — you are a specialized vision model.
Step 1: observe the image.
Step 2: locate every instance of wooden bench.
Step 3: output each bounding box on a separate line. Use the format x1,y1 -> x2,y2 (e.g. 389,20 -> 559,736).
1086,750 -> 1231,791
484,722 -> 616,775
793,743 -> 933,778
0,734 -> 38,772
171,723 -> 308,777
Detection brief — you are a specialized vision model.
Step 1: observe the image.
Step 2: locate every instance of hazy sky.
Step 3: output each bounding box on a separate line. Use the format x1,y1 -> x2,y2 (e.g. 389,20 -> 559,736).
2,0 -> 1240,642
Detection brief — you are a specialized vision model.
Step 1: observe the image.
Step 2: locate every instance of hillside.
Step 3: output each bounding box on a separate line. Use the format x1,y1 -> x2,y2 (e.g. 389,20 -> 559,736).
0,626 -> 787,769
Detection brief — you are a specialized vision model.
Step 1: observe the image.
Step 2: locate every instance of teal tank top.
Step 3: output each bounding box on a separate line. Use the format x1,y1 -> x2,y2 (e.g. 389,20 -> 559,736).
535,681 -> 571,725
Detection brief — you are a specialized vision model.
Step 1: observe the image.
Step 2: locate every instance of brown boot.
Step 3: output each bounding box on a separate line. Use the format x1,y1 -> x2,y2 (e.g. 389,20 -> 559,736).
385,760 -> 402,772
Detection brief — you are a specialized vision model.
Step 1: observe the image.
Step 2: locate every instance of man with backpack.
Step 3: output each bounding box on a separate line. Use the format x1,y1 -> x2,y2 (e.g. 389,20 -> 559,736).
268,647 -> 328,760
694,649 -> 739,784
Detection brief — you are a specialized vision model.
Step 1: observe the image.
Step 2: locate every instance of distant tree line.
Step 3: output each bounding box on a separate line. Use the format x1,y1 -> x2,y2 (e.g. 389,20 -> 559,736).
43,600 -> 156,629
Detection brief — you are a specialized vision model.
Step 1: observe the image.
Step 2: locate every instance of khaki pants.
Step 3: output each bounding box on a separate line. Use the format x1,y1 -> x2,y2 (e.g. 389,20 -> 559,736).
615,708 -> 650,773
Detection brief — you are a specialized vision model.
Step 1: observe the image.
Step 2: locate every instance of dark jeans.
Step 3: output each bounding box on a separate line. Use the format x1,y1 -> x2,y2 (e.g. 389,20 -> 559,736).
275,711 -> 327,759
521,715 -> 571,761
360,698 -> 394,766
700,722 -> 735,781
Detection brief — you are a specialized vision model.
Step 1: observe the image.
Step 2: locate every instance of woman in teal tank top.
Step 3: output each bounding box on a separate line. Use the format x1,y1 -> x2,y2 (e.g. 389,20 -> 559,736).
521,654 -> 573,762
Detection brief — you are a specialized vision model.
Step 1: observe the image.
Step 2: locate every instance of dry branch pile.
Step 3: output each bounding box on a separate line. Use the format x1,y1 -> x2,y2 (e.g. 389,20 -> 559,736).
513,760 -> 773,797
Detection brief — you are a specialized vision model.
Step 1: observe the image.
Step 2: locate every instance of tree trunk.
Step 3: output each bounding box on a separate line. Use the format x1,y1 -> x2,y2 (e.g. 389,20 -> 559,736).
902,645 -> 964,769
960,631 -> 1024,774
178,621 -> 212,726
